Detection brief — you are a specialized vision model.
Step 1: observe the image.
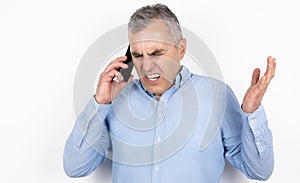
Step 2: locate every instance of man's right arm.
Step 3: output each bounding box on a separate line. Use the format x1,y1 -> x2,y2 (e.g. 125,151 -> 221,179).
63,97 -> 112,177
63,56 -> 132,177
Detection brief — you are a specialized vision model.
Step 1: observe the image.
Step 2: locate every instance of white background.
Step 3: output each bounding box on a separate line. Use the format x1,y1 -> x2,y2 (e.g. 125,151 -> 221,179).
0,0 -> 299,182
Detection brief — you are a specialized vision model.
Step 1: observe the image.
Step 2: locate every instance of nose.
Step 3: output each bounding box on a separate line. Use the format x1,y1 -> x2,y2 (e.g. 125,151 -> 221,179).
142,56 -> 156,73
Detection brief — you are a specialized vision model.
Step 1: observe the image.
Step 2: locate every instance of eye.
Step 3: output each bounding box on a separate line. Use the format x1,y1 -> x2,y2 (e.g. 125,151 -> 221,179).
152,52 -> 163,56
132,52 -> 143,58
150,50 -> 165,57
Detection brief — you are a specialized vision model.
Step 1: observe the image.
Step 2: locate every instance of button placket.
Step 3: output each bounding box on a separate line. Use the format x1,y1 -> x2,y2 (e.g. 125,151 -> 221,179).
151,99 -> 166,182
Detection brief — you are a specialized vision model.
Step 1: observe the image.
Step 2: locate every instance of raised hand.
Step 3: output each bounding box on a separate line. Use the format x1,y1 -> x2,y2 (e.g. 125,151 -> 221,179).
95,56 -> 133,104
242,56 -> 276,113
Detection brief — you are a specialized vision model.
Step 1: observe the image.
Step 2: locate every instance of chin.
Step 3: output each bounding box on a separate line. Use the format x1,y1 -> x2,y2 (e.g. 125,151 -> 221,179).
147,87 -> 164,95
145,84 -> 170,96
141,78 -> 173,96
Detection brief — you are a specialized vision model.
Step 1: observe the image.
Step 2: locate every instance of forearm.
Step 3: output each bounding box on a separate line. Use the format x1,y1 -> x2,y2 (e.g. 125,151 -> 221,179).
63,124 -> 106,177
63,97 -> 112,177
227,104 -> 274,180
240,104 -> 274,180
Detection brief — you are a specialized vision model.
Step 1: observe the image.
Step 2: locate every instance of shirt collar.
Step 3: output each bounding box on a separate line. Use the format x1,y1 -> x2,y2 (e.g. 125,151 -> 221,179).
174,65 -> 192,89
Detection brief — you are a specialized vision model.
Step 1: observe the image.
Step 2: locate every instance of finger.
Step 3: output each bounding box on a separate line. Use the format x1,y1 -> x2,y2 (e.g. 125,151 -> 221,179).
118,74 -> 133,83
263,56 -> 276,84
251,68 -> 260,86
112,56 -> 127,63
267,56 -> 276,77
104,57 -> 128,73
119,75 -> 134,88
101,69 -> 121,81
116,72 -> 124,82
112,56 -> 131,64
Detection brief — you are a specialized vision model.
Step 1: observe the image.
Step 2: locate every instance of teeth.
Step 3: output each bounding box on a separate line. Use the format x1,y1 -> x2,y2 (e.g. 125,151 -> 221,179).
149,78 -> 157,81
146,74 -> 160,79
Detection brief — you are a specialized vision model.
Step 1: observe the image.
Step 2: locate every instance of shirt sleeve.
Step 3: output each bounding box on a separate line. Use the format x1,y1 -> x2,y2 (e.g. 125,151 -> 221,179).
222,85 -> 274,180
63,97 -> 112,177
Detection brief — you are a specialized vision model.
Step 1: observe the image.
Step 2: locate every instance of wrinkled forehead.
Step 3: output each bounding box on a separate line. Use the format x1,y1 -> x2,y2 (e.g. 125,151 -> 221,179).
128,19 -> 175,46
130,39 -> 176,53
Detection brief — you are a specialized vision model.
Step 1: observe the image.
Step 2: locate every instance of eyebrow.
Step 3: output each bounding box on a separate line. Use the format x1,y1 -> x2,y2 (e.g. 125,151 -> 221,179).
131,49 -> 167,57
149,49 -> 166,56
131,51 -> 143,58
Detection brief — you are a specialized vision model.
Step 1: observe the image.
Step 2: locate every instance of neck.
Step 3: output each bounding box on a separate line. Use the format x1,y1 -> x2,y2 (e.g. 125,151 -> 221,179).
154,93 -> 162,100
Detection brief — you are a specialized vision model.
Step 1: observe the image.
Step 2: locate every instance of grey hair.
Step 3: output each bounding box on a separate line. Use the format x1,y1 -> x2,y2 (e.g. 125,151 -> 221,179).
128,4 -> 183,44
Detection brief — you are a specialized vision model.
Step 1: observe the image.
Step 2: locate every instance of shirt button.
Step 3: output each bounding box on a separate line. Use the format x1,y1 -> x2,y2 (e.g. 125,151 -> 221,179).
155,166 -> 159,171
256,141 -> 260,146
250,120 -> 255,125
155,137 -> 160,143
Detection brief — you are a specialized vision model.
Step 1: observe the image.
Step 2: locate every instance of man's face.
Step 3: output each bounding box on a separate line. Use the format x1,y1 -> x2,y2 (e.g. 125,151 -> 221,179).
129,20 -> 186,98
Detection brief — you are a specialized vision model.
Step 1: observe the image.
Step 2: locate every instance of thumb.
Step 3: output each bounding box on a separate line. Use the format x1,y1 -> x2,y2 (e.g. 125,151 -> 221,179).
119,75 -> 134,88
251,68 -> 260,86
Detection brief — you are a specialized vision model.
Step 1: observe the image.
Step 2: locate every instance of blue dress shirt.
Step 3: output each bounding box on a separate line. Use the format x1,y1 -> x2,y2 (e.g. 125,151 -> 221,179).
63,66 -> 274,183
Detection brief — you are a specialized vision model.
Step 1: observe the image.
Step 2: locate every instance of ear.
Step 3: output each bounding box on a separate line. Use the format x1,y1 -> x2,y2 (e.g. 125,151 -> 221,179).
178,38 -> 186,61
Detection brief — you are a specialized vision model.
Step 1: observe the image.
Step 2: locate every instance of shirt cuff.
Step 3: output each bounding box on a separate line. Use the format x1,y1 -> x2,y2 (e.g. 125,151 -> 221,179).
245,104 -> 267,130
242,104 -> 271,158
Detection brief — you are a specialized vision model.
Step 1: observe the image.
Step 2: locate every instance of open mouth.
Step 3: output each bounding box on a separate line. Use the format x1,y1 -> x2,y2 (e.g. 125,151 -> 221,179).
145,73 -> 160,81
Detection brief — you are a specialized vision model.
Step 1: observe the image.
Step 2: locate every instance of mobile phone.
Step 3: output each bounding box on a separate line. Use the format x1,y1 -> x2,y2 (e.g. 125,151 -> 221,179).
119,45 -> 133,82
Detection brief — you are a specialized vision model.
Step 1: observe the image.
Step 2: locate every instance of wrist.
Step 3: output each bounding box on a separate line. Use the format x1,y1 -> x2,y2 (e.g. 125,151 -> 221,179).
94,95 -> 111,104
241,103 -> 260,114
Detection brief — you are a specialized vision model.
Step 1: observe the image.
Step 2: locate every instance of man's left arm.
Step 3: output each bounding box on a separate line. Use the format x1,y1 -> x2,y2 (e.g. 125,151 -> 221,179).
223,87 -> 274,180
223,56 -> 276,180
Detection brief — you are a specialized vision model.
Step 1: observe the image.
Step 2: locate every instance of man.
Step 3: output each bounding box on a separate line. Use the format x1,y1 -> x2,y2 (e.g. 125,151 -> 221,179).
64,4 -> 276,183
